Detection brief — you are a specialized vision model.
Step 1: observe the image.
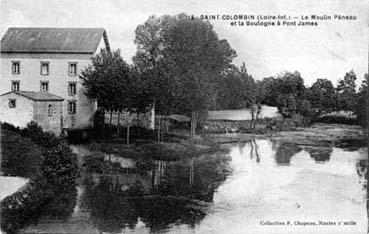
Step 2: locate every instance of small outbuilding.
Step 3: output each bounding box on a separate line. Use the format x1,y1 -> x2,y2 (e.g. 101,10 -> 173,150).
0,91 -> 64,134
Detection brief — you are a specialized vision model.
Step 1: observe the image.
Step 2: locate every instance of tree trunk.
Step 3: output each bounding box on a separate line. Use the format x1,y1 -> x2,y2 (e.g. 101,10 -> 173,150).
157,115 -> 161,142
161,115 -> 166,142
109,111 -> 113,132
190,111 -> 199,144
127,125 -> 130,146
117,111 -> 121,137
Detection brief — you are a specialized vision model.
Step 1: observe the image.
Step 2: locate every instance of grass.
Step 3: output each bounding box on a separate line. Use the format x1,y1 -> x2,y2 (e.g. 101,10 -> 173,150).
88,138 -> 221,162
1,129 -> 44,178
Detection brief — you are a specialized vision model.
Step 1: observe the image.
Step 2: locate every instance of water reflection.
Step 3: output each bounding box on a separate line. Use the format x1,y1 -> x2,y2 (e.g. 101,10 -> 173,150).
17,141 -> 368,234
274,141 -> 302,165
79,154 -> 230,233
306,146 -> 332,162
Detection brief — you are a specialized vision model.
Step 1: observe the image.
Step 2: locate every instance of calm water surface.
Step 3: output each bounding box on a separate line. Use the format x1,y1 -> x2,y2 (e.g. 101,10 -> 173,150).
21,140 -> 367,234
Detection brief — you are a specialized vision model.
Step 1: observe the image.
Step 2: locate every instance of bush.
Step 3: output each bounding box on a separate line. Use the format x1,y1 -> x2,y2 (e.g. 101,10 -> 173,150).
42,142 -> 79,192
1,130 -> 44,178
1,121 -> 61,148
314,115 -> 359,125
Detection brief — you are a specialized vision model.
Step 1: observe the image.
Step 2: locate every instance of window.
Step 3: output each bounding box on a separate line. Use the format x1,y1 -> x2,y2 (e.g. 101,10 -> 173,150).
9,99 -> 16,108
40,62 -> 49,75
12,61 -> 20,74
48,104 -> 53,117
11,81 -> 20,91
68,62 -> 77,76
68,82 -> 77,95
40,81 -> 49,91
68,101 -> 76,114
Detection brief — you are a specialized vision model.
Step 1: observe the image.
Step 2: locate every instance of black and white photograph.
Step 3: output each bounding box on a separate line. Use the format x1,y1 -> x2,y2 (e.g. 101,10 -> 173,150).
0,0 -> 368,233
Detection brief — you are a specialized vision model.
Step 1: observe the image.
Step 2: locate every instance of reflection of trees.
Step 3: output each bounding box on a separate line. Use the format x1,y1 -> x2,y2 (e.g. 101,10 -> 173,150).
152,156 -> 229,202
250,139 -> 260,163
82,176 -> 140,232
356,159 -> 368,189
274,142 -> 302,165
136,197 -> 206,233
37,185 -> 77,219
81,155 -> 230,233
306,147 -> 332,162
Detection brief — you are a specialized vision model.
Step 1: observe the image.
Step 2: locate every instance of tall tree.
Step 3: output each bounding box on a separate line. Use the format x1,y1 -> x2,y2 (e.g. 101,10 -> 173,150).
80,49 -> 132,138
336,70 -> 357,115
354,73 -> 368,126
133,15 -> 179,142
214,63 -> 256,110
162,15 -> 236,142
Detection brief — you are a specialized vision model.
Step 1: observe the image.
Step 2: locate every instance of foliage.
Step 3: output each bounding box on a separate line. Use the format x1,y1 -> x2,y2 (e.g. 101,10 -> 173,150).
354,74 -> 368,126
134,14 -> 236,141
0,122 -> 79,233
162,15 -> 236,141
272,71 -> 307,118
1,129 -> 43,178
19,121 -> 61,148
214,63 -> 256,109
80,49 -> 131,113
133,15 -> 178,116
42,142 -> 79,191
336,70 -> 357,114
307,78 -> 336,114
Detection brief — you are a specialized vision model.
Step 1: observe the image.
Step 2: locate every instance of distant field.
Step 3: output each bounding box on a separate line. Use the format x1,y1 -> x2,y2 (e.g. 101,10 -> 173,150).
207,105 -> 280,121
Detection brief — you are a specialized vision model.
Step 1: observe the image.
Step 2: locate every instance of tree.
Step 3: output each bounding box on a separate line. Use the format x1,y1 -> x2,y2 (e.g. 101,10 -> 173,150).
256,76 -> 282,106
308,78 -> 336,114
134,14 -> 236,143
336,70 -> 357,115
161,15 -> 236,142
214,63 -> 256,110
133,15 -> 179,142
354,73 -> 368,126
80,49 -> 131,132
272,71 -> 306,118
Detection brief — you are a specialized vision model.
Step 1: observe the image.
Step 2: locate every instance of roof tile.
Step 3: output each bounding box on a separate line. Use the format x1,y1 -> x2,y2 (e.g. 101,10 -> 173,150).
1,28 -> 107,53
1,91 -> 64,101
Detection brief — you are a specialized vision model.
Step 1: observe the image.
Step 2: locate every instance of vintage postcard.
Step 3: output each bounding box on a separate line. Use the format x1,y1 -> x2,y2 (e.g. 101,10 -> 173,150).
0,0 -> 368,233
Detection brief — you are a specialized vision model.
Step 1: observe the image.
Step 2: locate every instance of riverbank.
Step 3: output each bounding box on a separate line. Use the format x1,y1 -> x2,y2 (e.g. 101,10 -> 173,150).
206,123 -> 366,148
86,123 -> 366,166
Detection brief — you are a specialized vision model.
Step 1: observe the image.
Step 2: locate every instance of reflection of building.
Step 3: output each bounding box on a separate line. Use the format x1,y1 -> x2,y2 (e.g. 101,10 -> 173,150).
0,27 -> 111,133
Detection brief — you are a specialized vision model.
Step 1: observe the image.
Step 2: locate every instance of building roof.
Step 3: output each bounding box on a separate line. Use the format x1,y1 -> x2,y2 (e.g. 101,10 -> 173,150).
1,27 -> 110,54
1,91 -> 64,101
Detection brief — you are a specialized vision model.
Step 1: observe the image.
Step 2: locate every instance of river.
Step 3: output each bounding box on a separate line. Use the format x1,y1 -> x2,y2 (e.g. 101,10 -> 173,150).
16,139 -> 367,234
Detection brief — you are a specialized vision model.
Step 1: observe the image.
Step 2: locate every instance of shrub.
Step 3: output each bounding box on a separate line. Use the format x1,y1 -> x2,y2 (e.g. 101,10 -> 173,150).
42,142 -> 79,192
1,130 -> 43,178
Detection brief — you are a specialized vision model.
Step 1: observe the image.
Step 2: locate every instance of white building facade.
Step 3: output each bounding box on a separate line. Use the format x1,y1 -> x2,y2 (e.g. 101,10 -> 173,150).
0,27 -> 111,130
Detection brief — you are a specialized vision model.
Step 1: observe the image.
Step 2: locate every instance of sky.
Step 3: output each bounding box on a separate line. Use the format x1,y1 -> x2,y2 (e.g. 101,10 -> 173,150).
1,0 -> 368,86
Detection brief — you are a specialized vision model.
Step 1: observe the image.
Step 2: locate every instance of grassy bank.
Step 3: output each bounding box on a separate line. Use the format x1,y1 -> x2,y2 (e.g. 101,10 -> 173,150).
88,138 -> 222,162
204,123 -> 366,149
0,122 -> 79,233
